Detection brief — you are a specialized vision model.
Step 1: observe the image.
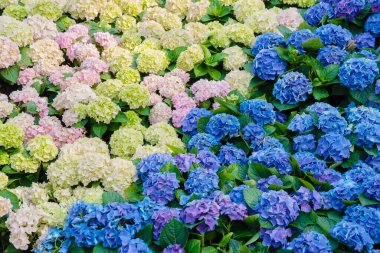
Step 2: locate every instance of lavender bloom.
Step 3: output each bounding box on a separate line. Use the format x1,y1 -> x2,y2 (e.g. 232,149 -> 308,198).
183,199 -> 220,233
206,113 -> 240,140
315,24 -> 353,49
288,113 -> 314,133
252,48 -> 288,80
293,134 -> 316,152
240,99 -> 276,126
197,149 -> 221,172
294,152 -> 327,175
333,0 -> 366,20
135,197 -> 164,227
315,169 -> 342,184
355,33 -> 376,49
362,174 -> 380,201
257,190 -> 300,226
261,227 -> 292,248
213,191 -> 247,221
138,153 -> 173,180
251,33 -> 286,55
257,175 -> 283,192
242,123 -> 266,149
218,144 -> 247,165
251,148 -> 292,175
152,208 -> 181,240
306,102 -> 340,117
287,30 -> 318,54
184,168 -> 219,198
188,133 -> 220,151
294,186 -> 322,212
317,111 -> 348,134
174,154 -> 197,173
317,46 -> 348,66
316,133 -> 352,162
118,238 -> 152,253
289,232 -> 332,253
331,221 -> 374,252
142,173 -> 180,204
163,244 -> 186,253
229,185 -> 249,206
182,108 -> 213,135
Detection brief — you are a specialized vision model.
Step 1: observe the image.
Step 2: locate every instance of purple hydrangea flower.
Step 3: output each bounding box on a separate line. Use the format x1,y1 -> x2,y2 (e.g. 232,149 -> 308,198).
182,108 -> 213,135
184,168 -> 219,197
293,134 -> 316,152
315,168 -> 342,184
371,0 -> 380,12
213,191 -> 247,221
138,153 -> 173,180
205,113 -> 240,140
294,186 -> 322,212
362,174 -> 380,201
289,232 -> 332,253
317,111 -> 348,134
229,185 -> 249,206
218,144 -> 247,165
333,0 -> 366,20
315,24 -> 353,48
344,205 -> 380,243
152,208 -> 181,240
251,33 -> 286,55
162,244 -> 186,253
135,197 -> 164,227
197,149 -> 221,172
174,154 -> 197,173
287,30 -> 318,54
252,48 -> 288,80
257,190 -> 300,226
307,102 -> 340,117
338,58 -> 379,91
242,123 -> 266,149
273,72 -> 312,105
317,46 -> 348,66
365,13 -> 380,36
331,221 -> 374,252
305,2 -> 332,26
118,238 -> 152,253
355,32 -> 376,49
251,148 -> 292,175
257,175 -> 283,192
288,113 -> 314,133
142,173 -> 180,204
316,133 -> 352,162
294,152 -> 327,175
183,199 -> 220,233
240,99 -> 276,126
187,133 -> 220,151
276,111 -> 287,123
261,227 -> 292,248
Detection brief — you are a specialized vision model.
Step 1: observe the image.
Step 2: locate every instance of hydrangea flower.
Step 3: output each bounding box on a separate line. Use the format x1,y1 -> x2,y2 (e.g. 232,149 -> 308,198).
181,108 -> 213,135
289,232 -> 332,253
174,154 -> 197,173
293,134 -> 316,152
152,208 -> 181,240
240,99 -> 276,126
212,191 -> 247,221
183,199 -> 220,233
242,123 -> 266,149
288,113 -> 314,133
184,168 -> 219,197
294,152 -> 327,175
304,2 -> 332,26
331,221 -> 374,252
355,32 -> 376,49
218,144 -> 247,165
287,29 -> 318,54
258,137 -> 284,151
307,102 -> 340,117
197,149 -> 221,172
163,244 -> 186,253
317,46 -> 348,66
294,186 -> 322,212
315,169 -> 342,184
324,179 -> 362,210
252,48 -> 287,80
261,227 -> 292,248
142,173 -> 180,204
135,197 -> 164,227
338,58 -> 379,91
205,113 -> 240,140
273,71 -> 312,104
317,111 -> 348,134
257,190 -> 300,226
354,122 -> 380,148
251,148 -> 292,175
343,162 -> 377,185
118,238 -> 152,253
365,13 -> 380,36
316,133 -> 351,162
333,0 -> 366,20
257,175 -> 284,192
187,133 -> 220,151
137,153 -> 173,180
251,33 -> 286,55
315,24 -> 353,48
229,185 -> 249,206
362,174 -> 380,201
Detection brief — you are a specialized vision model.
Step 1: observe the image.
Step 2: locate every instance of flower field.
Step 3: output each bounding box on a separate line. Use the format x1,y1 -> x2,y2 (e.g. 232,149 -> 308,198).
0,0 -> 380,252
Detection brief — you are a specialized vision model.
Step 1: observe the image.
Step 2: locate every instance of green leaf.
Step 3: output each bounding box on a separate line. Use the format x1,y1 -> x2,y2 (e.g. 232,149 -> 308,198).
102,191 -> 125,205
323,64 -> 340,82
341,151 -> 360,168
19,47 -> 33,67
136,224 -> 153,245
302,38 -> 324,51
214,97 -> 241,116
69,243 -> 85,253
112,111 -> 128,123
92,123 -> 107,137
238,114 -> 253,128
185,239 -> 201,253
194,63 -> 208,77
272,100 -> 299,111
73,119 -> 88,128
277,25 -> 292,38
350,86 -> 372,104
159,219 -> 189,247
316,216 -> 337,235
0,64 -> 20,84
364,146 -> 378,156
274,47 -> 290,62
244,214 -> 259,228
244,232 -> 260,246
219,232 -> 233,247
197,116 -> 211,133
167,47 -> 187,61
26,101 -> 38,114
243,188 -> 262,209
358,194 -> 380,206
135,107 -> 150,116
205,52 -> 227,67
92,244 -> 117,253
291,212 -> 316,229
312,88 -> 329,100
124,184 -> 143,202
0,189 -> 19,209
100,73 -> 112,80
207,67 -> 222,80
202,247 -> 218,253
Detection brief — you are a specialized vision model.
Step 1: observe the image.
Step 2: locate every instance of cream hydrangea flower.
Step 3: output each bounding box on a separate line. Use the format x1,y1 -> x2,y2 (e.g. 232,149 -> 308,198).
245,9 -> 279,34
132,145 -> 169,159
0,16 -> 33,46
144,122 -> 178,145
0,172 -> 8,189
138,20 -> 165,39
176,44 -> 204,71
232,0 -> 265,22
0,151 -> 9,166
86,96 -> 120,124
225,70 -> 253,97
102,158 -> 137,194
185,22 -> 210,44
102,46 -> 133,73
39,202 -> 67,227
73,186 -> 104,204
110,127 -> 144,158
65,0 -> 107,20
28,38 -> 63,66
100,1 -> 122,23
95,79 -> 124,99
116,15 -> 137,33
137,49 -> 169,74
11,183 -> 49,206
0,0 -> 18,9
144,7 -> 182,30
119,83 -> 150,109
226,23 -> 255,47
186,0 -> 209,22
24,15 -> 58,41
119,0 -> 143,16
116,67 -> 141,84
222,46 -> 248,71
26,0 -> 62,21
0,196 -> 12,217
27,135 -> 58,162
133,37 -> 161,54
77,153 -> 111,186
121,31 -> 142,51
53,83 -> 96,110
0,123 -> 24,149
149,102 -> 172,124
160,29 -> 195,50
165,0 -> 189,18
10,153 -> 41,173
210,29 -> 231,48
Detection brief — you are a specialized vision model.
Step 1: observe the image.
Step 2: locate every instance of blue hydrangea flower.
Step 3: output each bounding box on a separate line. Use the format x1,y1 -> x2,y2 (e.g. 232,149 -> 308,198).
355,32 -> 376,49
294,152 -> 327,175
346,105 -> 380,124
331,221 -> 374,252
315,168 -> 342,184
258,137 -> 284,151
315,24 -> 353,48
251,33 -> 286,55
288,113 -> 314,133
289,232 -> 332,253
187,133 -> 220,151
316,133 -> 351,162
326,179 -> 362,210
135,197 -> 164,227
242,123 -> 266,149
205,113 -> 240,140
293,134 -> 316,152
276,111 -> 287,123
343,161 -> 377,185
229,185 -> 249,206
273,72 -> 312,104
318,111 -> 348,134
174,154 -> 197,173
376,80 -> 380,94
344,205 -> 380,243
138,153 -> 173,180
307,102 -> 340,117
35,228 -> 70,253
257,175 -> 284,192
287,30 -> 318,54
184,168 -> 219,197
142,173 -> 180,204
212,191 -> 247,221
261,227 -> 292,248
305,2 -> 332,26
240,99 -> 276,126
354,122 -> 380,148
365,13 -> 380,36
152,208 -> 181,240
163,244 -> 186,253
118,238 -> 152,253
252,48 -> 288,80
218,143 -> 247,165
294,186 -> 322,212
317,46 -> 348,66
182,108 -> 213,135
358,49 -> 379,60
251,148 -> 292,175
338,58 -> 379,91
257,190 -> 300,226
363,174 -> 380,201
197,149 -> 221,171
333,0 -> 366,20
370,0 -> 380,12
183,199 -> 220,233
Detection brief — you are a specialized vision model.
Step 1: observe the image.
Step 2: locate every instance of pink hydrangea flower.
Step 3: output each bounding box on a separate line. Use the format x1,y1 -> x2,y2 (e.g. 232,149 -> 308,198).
17,68 -> 38,86
73,69 -> 101,86
149,102 -> 172,124
94,32 -> 119,49
149,93 -> 163,106
165,68 -> 190,84
66,43 -> 100,62
172,92 -> 196,109
190,79 -> 231,104
80,57 -> 109,73
277,8 -> 304,30
48,65 -> 76,90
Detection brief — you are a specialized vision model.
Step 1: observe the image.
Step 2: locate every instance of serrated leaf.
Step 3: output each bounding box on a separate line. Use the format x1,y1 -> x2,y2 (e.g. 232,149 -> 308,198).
0,64 -> 20,84
312,88 -> 329,100
136,224 -> 153,245
194,64 -> 208,77
185,239 -> 201,253
0,189 -> 19,210
324,64 -> 339,82
197,116 -> 211,133
91,123 -> 107,137
102,191 -> 125,205
207,67 -> 222,80
302,38 -> 324,51
112,111 -> 128,123
358,194 -> 380,206
159,219 -> 189,247
19,47 -> 33,67
243,188 -> 262,209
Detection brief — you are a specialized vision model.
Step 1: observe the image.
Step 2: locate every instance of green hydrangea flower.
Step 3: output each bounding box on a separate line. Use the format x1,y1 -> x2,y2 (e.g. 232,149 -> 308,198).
10,152 -> 41,173
3,5 -> 27,20
28,0 -> 63,21
119,84 -> 150,109
0,123 -> 24,149
0,172 -> 8,189
27,135 -> 58,162
116,68 -> 141,84
136,49 -> 169,74
110,127 -> 144,158
86,96 -> 120,124
95,79 -> 124,99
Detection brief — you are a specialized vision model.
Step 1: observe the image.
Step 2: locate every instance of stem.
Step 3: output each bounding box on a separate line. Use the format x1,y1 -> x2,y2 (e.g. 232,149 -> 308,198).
201,233 -> 205,248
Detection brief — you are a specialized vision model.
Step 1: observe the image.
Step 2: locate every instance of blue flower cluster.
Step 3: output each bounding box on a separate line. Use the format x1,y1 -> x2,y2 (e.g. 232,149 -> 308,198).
240,99 -> 275,126
332,0 -> 366,20
317,46 -> 348,66
304,2 -> 332,26
289,231 -> 332,253
252,48 -> 287,80
365,13 -> 380,36
251,33 -> 286,55
315,24 -> 353,48
142,172 -> 179,204
182,108 -> 213,135
287,30 -> 318,54
205,113 -> 240,139
138,153 -> 173,180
